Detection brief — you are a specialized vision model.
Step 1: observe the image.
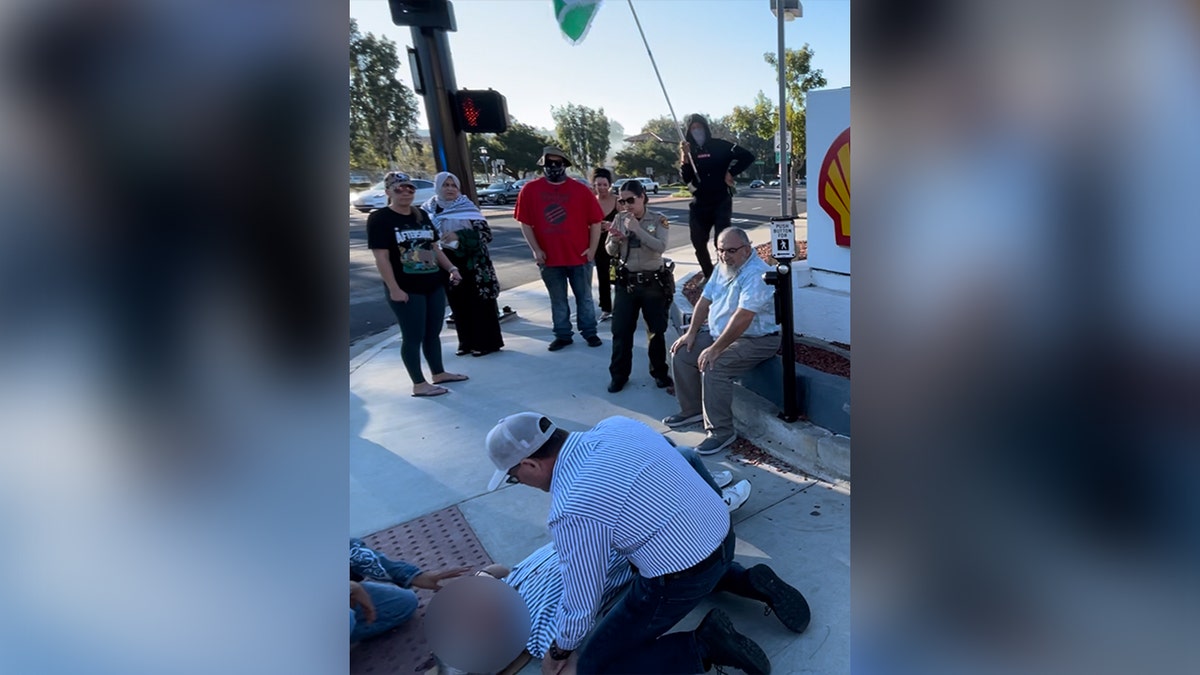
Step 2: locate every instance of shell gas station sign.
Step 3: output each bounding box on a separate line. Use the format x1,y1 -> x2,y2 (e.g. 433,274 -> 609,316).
819,127 -> 850,247
806,87 -> 851,275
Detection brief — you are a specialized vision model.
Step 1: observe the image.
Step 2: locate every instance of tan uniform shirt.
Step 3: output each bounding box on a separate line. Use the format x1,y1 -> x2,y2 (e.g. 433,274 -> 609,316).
605,208 -> 670,272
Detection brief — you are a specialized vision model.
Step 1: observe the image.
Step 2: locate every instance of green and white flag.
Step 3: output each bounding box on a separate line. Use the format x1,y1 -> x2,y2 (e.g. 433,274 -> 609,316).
554,0 -> 603,45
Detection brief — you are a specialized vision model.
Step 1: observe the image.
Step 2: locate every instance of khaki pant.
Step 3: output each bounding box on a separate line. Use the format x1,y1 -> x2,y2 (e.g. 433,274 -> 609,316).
671,331 -> 781,437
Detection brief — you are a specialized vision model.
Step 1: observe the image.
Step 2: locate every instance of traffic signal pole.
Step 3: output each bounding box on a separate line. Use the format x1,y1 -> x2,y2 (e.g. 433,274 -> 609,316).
408,26 -> 477,203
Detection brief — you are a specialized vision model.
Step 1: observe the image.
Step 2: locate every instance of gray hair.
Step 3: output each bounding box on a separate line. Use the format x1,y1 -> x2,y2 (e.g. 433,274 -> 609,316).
720,226 -> 751,246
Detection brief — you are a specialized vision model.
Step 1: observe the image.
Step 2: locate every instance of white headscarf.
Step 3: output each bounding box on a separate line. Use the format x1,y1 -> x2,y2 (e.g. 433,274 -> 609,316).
421,171 -> 486,233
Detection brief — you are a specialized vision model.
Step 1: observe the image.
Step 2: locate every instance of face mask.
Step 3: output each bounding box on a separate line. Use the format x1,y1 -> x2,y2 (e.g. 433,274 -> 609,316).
544,165 -> 566,182
691,129 -> 705,145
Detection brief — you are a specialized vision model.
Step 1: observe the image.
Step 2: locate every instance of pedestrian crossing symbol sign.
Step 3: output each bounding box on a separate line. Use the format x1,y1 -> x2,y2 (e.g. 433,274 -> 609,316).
770,217 -> 796,260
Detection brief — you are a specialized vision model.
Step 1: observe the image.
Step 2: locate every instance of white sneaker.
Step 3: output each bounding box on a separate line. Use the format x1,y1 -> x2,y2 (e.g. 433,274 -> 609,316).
722,480 -> 752,513
710,470 -> 733,489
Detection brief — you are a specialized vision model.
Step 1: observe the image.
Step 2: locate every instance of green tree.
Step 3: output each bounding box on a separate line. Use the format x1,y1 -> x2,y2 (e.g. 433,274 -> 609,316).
552,103 -> 612,173
726,92 -> 778,178
350,19 -> 421,171
469,120 -> 556,180
612,141 -> 678,183
641,116 -> 683,143
763,44 -> 827,177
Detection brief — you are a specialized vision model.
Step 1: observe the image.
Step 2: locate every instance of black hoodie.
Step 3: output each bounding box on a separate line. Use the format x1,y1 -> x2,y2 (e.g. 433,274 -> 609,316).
680,114 -> 755,203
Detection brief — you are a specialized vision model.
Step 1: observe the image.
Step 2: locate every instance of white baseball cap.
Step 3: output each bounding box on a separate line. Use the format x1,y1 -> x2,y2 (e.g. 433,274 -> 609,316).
485,412 -> 556,491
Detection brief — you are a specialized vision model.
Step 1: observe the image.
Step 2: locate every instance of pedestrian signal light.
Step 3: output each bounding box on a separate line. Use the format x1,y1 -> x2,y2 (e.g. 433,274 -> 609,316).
454,90 -> 508,134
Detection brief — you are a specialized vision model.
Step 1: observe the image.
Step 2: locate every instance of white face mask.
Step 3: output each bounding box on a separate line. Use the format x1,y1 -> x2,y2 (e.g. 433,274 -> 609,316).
691,128 -> 705,144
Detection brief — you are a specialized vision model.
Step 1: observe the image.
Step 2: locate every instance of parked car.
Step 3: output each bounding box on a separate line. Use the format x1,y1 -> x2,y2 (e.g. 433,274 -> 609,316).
749,179 -> 766,189
350,171 -> 374,189
768,179 -> 780,187
478,180 -> 520,205
611,177 -> 660,194
351,178 -> 437,212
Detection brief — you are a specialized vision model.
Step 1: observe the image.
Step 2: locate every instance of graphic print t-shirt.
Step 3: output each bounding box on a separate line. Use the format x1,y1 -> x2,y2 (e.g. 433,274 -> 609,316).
366,207 -> 443,295
514,178 -> 604,267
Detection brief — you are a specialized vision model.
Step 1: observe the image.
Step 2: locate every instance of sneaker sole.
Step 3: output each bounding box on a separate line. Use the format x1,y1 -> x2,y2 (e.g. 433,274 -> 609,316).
698,609 -> 771,675
748,565 -> 811,633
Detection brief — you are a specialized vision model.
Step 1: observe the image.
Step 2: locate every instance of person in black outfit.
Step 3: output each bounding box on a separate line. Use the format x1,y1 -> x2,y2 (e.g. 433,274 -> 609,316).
679,114 -> 755,280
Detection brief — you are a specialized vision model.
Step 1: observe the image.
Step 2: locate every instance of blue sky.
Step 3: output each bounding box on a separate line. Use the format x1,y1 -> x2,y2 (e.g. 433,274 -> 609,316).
350,0 -> 850,135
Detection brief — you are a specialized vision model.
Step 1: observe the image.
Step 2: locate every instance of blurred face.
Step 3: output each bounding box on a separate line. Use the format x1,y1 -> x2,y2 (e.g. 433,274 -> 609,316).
618,190 -> 644,216
593,177 -> 610,195
440,177 -> 460,201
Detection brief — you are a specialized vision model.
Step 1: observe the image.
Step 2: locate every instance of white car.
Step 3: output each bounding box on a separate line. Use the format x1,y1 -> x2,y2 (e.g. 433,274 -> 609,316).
634,177 -> 660,194
351,178 -> 437,212
612,177 -> 660,195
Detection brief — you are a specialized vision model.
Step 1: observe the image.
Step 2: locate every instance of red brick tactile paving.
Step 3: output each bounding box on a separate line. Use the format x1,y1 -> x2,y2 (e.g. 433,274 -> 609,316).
351,506 -> 495,675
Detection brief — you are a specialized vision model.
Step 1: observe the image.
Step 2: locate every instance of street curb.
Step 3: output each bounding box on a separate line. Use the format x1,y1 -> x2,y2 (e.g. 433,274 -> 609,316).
733,386 -> 852,483
350,326 -> 401,374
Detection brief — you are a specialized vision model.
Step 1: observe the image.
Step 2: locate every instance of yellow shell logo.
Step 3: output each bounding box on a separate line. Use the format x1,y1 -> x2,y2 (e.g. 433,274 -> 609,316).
818,128 -> 850,247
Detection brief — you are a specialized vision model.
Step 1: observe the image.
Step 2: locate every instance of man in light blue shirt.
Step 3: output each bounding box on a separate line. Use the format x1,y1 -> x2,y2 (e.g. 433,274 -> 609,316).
484,412 -> 811,674
665,227 -> 782,454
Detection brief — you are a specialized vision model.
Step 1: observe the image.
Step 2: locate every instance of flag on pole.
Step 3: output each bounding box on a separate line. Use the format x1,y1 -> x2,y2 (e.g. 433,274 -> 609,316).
554,0 -> 603,45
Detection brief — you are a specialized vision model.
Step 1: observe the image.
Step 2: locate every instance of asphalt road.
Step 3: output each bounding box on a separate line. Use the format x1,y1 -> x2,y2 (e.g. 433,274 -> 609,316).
349,186 -> 807,346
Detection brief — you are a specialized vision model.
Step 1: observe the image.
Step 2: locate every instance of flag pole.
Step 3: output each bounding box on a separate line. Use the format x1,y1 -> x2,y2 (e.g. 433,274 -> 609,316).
624,0 -> 699,181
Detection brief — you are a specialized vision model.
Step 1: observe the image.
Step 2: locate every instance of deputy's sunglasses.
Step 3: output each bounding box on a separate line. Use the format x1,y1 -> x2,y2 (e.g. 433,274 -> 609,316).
617,197 -> 638,205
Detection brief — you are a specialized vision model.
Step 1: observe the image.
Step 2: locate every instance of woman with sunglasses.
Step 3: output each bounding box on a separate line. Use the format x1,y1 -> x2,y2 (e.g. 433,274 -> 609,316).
421,171 -> 505,357
603,179 -> 674,393
590,168 -> 619,323
367,171 -> 468,397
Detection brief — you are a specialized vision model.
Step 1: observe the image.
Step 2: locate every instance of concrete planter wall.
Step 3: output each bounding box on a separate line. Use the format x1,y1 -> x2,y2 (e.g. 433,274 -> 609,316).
736,356 -> 851,437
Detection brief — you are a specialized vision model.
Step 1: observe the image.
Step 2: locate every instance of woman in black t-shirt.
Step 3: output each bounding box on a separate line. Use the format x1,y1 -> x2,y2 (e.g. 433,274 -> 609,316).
367,172 -> 469,397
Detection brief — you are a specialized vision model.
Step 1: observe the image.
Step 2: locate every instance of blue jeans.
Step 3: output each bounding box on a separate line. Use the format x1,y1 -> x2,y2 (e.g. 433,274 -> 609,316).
540,263 -> 597,341
678,446 -> 722,494
575,530 -> 738,674
349,581 -> 419,643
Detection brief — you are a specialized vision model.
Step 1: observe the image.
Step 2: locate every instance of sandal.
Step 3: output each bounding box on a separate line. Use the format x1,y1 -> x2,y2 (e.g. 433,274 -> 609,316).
432,372 -> 469,384
411,384 -> 449,397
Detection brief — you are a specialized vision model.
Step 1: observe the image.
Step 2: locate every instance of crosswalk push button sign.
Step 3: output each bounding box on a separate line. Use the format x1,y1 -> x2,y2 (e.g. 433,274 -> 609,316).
770,217 -> 796,260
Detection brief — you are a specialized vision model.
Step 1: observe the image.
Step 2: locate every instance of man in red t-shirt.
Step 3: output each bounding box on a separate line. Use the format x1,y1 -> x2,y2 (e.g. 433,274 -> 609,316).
515,147 -> 605,351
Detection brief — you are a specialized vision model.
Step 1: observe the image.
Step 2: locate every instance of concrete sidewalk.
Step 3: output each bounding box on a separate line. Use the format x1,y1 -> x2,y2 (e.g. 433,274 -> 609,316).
349,227 -> 849,674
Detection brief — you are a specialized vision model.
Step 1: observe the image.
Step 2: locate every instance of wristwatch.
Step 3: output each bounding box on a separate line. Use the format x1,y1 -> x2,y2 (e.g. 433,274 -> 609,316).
548,642 -> 573,660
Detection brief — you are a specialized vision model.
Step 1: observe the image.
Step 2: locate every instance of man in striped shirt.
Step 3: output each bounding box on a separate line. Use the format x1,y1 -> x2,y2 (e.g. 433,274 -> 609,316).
485,412 -> 811,674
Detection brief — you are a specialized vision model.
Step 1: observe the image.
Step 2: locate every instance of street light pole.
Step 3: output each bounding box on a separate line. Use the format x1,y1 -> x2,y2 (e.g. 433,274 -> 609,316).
776,0 -> 787,217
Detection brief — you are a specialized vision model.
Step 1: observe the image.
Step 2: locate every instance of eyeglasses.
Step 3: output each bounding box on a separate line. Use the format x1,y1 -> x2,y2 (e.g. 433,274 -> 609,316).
392,185 -> 415,193
716,245 -> 746,255
617,197 -> 637,205
543,159 -> 565,168
504,467 -> 521,485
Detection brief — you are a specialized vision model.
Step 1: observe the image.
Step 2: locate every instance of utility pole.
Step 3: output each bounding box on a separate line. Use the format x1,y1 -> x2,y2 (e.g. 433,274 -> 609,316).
392,0 -> 478,202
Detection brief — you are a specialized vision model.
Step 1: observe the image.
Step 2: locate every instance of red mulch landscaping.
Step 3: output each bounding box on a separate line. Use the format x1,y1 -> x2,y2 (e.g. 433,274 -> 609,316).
786,343 -> 850,378
728,437 -> 815,478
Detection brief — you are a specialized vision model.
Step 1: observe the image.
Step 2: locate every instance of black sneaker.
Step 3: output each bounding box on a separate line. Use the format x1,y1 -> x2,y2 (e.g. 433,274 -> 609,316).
695,608 -> 771,675
586,335 -> 603,347
747,564 -> 811,633
548,338 -> 574,352
607,377 -> 627,393
654,375 -> 674,389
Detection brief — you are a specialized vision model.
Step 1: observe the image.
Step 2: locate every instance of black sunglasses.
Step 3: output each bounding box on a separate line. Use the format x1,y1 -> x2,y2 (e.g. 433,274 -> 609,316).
544,159 -> 566,168
617,197 -> 638,205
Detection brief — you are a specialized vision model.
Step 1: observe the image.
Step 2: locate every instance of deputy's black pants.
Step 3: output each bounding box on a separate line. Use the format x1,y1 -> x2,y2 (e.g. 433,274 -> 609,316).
688,196 -> 734,279
609,278 -> 671,382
